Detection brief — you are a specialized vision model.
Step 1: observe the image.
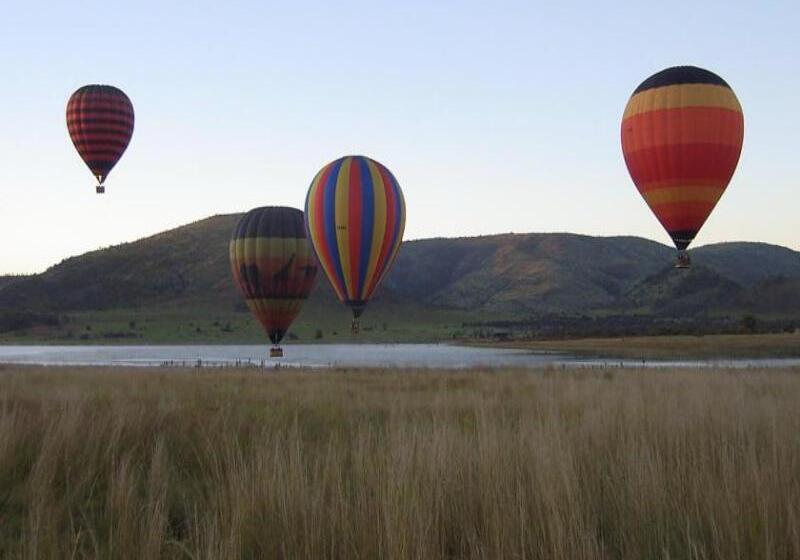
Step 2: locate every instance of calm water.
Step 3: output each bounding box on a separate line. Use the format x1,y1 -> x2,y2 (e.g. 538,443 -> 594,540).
0,344 -> 555,368
0,344 -> 799,369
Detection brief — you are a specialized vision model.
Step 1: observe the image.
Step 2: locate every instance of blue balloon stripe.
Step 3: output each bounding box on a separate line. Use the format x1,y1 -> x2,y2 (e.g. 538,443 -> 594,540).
357,157 -> 375,301
323,158 -> 347,297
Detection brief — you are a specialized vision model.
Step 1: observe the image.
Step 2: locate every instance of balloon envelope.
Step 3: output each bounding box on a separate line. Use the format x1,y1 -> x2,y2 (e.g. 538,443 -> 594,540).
66,84 -> 134,189
229,207 -> 318,345
304,155 -> 406,320
621,66 -> 744,251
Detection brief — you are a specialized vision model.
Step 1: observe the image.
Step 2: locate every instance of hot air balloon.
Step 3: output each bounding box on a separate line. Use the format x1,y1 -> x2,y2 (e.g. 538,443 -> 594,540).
621,66 -> 744,267
66,85 -> 135,194
230,207 -> 318,357
304,155 -> 406,334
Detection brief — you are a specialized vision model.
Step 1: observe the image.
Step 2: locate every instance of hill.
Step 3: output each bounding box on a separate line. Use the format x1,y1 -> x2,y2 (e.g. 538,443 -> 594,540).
619,266 -> 744,316
692,243 -> 800,287
1,214 -> 798,342
389,234 -> 671,314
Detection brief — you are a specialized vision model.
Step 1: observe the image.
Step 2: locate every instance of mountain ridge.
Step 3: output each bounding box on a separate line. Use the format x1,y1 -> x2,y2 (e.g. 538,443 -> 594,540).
1,214 -> 799,329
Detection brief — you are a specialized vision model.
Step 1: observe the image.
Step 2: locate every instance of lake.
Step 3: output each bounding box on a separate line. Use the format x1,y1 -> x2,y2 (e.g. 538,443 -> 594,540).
1,344 -> 799,369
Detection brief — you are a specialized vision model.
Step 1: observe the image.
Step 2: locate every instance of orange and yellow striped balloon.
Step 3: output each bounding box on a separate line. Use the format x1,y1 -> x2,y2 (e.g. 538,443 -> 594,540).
621,66 -> 744,252
304,155 -> 406,321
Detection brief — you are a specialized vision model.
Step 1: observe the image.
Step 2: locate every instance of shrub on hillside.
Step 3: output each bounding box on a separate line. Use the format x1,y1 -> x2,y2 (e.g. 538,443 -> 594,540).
0,311 -> 61,334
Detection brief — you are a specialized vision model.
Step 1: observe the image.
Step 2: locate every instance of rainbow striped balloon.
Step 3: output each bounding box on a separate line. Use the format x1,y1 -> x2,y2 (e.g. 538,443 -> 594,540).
304,156 -> 406,322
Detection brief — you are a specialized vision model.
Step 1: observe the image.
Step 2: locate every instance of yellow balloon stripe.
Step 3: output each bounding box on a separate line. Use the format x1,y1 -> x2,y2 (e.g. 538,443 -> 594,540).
304,171 -> 320,242
623,84 -> 742,119
334,158 -> 353,299
362,158 -> 387,301
641,185 -> 725,206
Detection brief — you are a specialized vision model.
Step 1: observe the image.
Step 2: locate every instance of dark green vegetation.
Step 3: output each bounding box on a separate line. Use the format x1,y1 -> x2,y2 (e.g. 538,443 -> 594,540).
1,365 -> 798,558
1,214 -> 799,343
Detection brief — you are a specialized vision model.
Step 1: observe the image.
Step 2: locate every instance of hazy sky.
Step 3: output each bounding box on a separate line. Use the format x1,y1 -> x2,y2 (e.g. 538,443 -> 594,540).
1,0 -> 797,274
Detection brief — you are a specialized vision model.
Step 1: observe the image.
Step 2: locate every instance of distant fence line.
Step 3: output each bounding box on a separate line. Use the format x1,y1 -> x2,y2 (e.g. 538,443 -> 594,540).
154,358 -> 301,369
0,358 -> 790,370
146,359 -> 785,371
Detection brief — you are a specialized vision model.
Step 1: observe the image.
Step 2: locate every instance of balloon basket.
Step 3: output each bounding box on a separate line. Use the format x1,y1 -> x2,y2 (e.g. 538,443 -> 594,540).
674,251 -> 691,269
351,318 -> 360,335
96,185 -> 105,194
269,347 -> 283,358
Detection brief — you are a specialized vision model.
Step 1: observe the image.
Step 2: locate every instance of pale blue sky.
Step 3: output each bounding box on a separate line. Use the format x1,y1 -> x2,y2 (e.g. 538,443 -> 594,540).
0,0 -> 797,274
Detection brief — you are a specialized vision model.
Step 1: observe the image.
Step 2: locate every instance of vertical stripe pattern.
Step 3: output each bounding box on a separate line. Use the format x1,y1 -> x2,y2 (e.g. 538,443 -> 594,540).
305,156 -> 406,315
229,207 -> 318,345
66,84 -> 134,186
621,66 -> 744,250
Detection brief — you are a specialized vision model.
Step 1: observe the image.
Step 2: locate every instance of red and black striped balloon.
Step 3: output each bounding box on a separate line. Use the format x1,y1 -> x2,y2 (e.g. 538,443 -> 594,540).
66,85 -> 134,191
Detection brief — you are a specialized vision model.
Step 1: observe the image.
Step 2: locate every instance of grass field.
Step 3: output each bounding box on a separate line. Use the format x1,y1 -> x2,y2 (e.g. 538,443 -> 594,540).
490,332 -> 800,359
0,303 -> 476,345
0,365 -> 798,558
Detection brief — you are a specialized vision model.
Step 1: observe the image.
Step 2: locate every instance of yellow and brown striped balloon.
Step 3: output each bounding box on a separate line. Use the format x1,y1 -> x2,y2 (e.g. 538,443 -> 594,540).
621,66 -> 744,251
229,207 -> 317,346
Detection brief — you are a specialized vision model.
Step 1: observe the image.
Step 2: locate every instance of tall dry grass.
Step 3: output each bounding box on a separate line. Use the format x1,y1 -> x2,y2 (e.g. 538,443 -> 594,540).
0,365 -> 798,559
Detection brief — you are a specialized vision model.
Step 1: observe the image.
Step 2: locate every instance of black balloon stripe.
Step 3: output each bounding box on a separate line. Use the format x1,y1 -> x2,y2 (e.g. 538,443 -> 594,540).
668,230 -> 699,251
232,207 -> 308,240
77,155 -> 126,165
633,66 -> 731,94
72,138 -> 131,148
83,157 -> 127,165
67,126 -> 134,136
67,111 -> 134,121
67,115 -> 134,125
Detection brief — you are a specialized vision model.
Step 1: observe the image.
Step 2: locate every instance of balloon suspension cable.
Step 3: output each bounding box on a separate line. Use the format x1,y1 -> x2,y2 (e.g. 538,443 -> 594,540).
96,175 -> 105,194
674,250 -> 691,269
